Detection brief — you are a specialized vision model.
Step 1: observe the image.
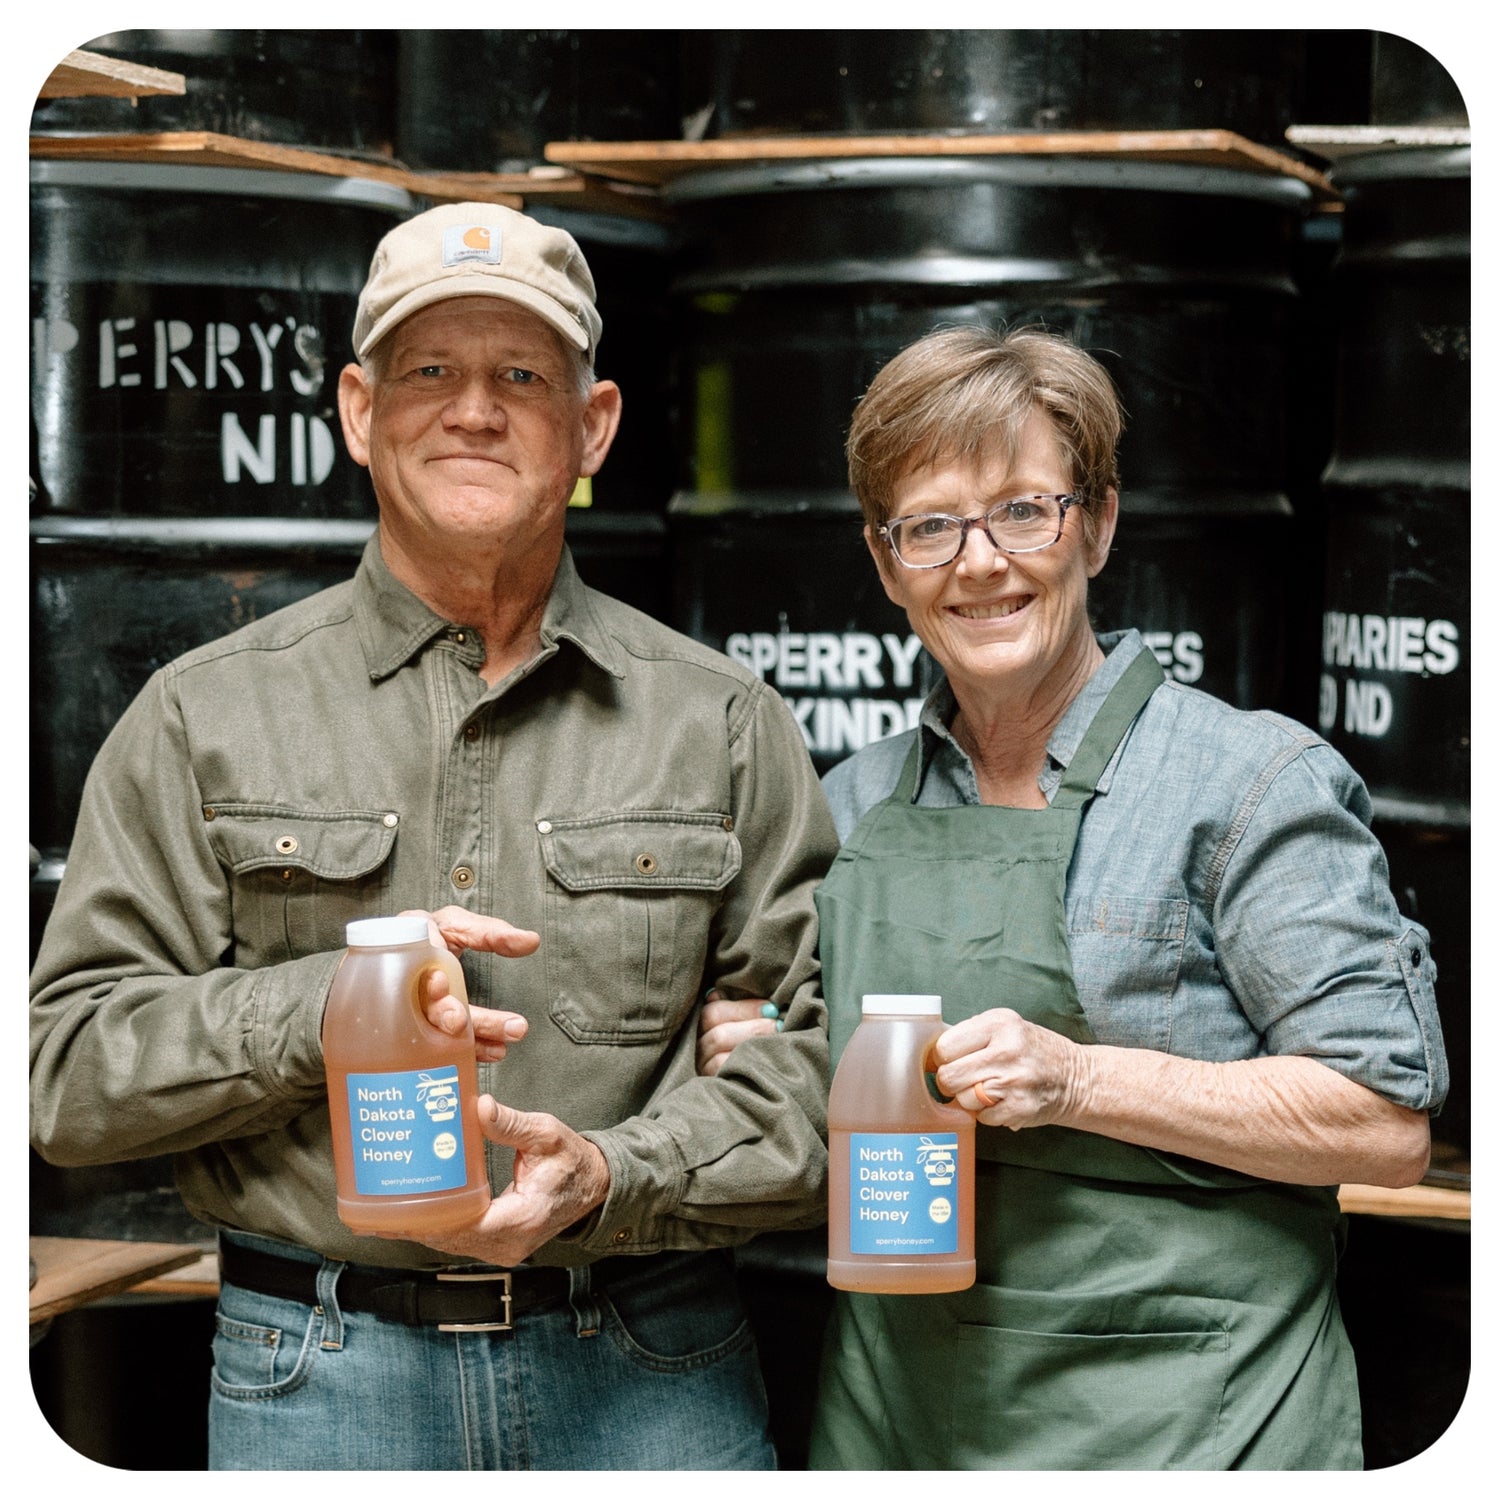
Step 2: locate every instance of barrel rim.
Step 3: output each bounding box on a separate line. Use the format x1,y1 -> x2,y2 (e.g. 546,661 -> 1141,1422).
667,487 -> 863,518
29,159 -> 416,212
1331,145 -> 1472,185
522,199 -> 678,253
664,156 -> 1315,207
30,515 -> 377,551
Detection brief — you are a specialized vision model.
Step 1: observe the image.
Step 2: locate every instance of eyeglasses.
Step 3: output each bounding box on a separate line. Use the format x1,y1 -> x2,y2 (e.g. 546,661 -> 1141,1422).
877,494 -> 1081,569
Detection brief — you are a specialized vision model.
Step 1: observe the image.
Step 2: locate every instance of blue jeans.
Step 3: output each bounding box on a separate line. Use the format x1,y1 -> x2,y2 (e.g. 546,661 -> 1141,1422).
209,1231 -> 777,1470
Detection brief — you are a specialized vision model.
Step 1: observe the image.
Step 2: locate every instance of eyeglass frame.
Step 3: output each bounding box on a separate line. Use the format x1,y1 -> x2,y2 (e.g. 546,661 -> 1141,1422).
875,494 -> 1083,570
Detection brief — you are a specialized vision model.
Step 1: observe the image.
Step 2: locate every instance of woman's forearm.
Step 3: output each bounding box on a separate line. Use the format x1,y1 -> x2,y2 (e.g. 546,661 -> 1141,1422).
1063,1046 -> 1430,1188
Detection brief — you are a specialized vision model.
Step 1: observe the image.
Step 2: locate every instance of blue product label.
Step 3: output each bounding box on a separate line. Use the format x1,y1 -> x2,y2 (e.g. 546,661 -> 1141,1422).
345,1067 -> 469,1196
848,1132 -> 960,1255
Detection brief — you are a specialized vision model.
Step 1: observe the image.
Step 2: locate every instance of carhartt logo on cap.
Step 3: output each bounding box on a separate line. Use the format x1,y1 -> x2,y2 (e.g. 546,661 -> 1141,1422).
442,224 -> 502,266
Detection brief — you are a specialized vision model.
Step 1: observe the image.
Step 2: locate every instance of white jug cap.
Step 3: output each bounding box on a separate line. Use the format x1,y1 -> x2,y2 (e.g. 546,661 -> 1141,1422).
861,994 -> 942,1015
346,915 -> 432,948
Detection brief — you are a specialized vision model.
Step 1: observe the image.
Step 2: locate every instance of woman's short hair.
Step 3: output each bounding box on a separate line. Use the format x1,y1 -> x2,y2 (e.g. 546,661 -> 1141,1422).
846,325 -> 1124,544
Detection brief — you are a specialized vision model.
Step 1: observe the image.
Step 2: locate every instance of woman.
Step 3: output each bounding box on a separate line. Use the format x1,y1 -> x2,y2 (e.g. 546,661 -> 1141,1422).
701,326 -> 1447,1469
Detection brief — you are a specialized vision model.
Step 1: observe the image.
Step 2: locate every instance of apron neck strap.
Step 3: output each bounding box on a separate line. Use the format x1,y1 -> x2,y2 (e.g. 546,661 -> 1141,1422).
888,644 -> 1164,811
1052,647 -> 1165,808
893,730 -> 923,804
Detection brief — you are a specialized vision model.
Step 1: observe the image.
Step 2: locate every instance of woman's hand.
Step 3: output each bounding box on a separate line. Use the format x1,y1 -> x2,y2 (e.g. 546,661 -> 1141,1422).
929,1007 -> 1086,1129
405,905 -> 537,1063
931,1007 -> 1430,1186
696,990 -> 782,1076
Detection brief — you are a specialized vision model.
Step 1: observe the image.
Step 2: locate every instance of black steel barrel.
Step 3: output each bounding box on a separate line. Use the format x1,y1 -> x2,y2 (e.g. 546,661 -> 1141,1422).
395,30 -> 679,173
30,160 -> 413,860
524,202 -> 678,516
679,30 -> 1311,145
1370,32 -> 1469,126
31,161 -> 412,520
1317,144 -> 1470,1169
31,30 -> 397,161
669,157 -> 1313,742
670,491 -> 940,779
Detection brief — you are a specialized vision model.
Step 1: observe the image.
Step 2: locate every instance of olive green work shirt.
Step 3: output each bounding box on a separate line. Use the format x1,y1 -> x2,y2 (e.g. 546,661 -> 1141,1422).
30,538 -> 839,1271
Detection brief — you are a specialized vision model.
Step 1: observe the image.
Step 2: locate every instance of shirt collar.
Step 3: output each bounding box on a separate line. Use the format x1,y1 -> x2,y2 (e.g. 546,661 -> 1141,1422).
913,628 -> 1150,801
353,534 -> 627,683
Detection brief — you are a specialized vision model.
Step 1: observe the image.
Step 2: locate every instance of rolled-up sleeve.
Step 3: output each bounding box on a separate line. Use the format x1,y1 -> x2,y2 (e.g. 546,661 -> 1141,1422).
1211,742 -> 1448,1112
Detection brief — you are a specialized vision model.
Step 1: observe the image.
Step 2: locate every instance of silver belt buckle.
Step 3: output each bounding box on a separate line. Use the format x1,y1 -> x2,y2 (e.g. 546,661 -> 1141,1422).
435,1268 -> 513,1333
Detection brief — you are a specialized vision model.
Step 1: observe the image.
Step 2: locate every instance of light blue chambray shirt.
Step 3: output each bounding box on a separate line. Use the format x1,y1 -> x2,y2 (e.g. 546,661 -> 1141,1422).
820,629 -> 1448,1113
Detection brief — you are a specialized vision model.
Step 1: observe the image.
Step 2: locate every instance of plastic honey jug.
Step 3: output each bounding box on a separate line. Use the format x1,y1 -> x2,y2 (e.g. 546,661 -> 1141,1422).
827,994 -> 975,1293
324,915 -> 491,1234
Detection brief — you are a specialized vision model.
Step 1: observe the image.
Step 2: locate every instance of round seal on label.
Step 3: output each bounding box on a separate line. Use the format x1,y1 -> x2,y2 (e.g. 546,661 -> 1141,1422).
929,1196 -> 952,1225
433,1132 -> 458,1161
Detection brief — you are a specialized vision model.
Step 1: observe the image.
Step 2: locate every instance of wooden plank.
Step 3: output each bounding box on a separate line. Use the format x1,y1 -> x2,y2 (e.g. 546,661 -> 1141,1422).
1286,124 -> 1471,162
30,1236 -> 205,1324
403,167 -> 668,222
127,1249 -> 220,1298
1338,1182 -> 1471,1221
28,130 -> 453,196
25,132 -> 671,216
38,48 -> 186,101
545,128 -> 1336,200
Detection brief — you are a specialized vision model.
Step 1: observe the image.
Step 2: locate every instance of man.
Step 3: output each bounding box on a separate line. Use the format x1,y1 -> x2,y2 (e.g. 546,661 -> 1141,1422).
29,202 -> 838,1470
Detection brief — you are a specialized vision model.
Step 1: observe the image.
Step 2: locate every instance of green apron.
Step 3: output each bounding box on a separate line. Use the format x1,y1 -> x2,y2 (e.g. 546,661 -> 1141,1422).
809,650 -> 1361,1470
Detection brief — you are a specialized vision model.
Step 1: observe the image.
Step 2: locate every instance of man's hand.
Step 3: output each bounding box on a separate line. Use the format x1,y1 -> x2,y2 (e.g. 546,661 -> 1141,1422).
405,905 -> 538,1063
405,1095 -> 611,1265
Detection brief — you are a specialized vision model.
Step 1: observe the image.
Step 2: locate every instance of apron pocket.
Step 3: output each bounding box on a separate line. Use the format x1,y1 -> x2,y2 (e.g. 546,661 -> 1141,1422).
952,1284 -> 1230,1469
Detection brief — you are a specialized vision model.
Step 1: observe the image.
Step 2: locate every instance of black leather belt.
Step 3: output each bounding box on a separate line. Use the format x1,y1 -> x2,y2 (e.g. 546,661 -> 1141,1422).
219,1237 -> 580,1333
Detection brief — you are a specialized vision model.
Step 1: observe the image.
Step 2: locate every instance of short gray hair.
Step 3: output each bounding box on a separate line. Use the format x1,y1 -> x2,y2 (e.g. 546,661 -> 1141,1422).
846,325 -> 1124,547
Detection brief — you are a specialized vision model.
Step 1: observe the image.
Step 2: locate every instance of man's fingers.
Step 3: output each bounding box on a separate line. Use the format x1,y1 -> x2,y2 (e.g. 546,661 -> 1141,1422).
472,1009 -> 528,1044
471,1009 -> 528,1061
473,1096 -> 546,1149
399,906 -> 541,959
428,906 -> 541,957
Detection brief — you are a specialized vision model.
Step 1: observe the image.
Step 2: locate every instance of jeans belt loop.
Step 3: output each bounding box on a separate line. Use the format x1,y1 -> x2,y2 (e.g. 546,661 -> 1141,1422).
315,1259 -> 346,1351
568,1263 -> 601,1339
435,1268 -> 514,1333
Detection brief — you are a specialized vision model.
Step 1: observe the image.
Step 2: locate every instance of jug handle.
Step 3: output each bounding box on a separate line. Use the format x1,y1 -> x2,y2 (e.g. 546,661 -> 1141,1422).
414,948 -> 473,1037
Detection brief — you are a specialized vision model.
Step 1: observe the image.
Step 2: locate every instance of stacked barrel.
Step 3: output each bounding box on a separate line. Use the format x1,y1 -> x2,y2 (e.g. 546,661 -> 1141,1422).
1314,37 -> 1470,1174
665,30 -> 1359,778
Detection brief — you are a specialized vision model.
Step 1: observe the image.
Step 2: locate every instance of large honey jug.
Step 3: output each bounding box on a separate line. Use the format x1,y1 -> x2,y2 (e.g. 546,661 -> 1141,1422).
324,915 -> 491,1234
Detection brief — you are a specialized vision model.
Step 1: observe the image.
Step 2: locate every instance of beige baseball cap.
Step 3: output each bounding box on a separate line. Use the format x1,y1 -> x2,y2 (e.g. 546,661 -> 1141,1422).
352,201 -> 602,363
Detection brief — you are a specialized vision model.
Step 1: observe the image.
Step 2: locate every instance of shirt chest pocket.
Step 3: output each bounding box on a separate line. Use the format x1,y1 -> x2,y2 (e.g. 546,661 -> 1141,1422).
1067,894 -> 1188,1053
538,812 -> 741,1045
205,805 -> 398,966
